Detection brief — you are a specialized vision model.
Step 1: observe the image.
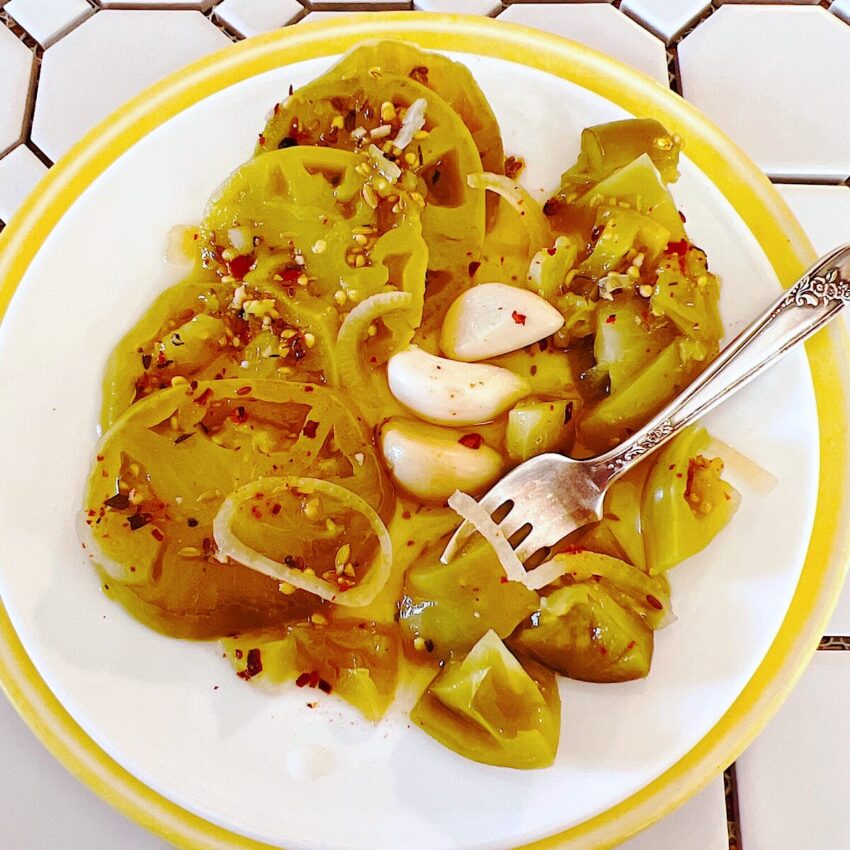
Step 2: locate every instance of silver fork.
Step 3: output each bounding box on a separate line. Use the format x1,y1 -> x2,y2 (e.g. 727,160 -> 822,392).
441,242 -> 850,565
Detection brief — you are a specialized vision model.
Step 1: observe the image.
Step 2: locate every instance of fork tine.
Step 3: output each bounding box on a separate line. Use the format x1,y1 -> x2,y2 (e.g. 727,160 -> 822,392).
514,523 -> 562,563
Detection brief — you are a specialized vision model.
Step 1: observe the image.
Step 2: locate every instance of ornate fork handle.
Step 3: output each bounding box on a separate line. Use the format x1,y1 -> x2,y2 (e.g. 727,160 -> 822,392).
592,242 -> 850,485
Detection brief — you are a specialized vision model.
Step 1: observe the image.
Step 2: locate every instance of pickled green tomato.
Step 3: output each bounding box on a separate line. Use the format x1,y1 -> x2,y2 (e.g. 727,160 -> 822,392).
411,631 -> 561,769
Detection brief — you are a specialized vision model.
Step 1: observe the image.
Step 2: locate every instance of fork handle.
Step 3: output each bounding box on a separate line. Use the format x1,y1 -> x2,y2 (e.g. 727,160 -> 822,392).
593,242 -> 850,485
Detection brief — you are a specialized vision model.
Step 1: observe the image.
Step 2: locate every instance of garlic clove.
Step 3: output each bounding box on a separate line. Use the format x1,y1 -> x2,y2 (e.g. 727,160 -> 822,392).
440,282 -> 565,362
387,346 -> 530,426
380,418 -> 503,502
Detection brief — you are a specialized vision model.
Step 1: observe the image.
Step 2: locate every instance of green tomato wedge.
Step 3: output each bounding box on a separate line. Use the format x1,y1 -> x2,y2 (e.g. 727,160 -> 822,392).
411,630 -> 561,769
642,426 -> 740,574
506,398 -> 575,463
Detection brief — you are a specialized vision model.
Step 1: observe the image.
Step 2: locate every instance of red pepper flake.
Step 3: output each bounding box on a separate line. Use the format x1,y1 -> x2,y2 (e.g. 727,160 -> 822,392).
626,640 -> 637,650
237,648 -> 263,680
317,678 -> 333,694
511,310 -> 527,325
458,433 -> 483,450
302,420 -> 319,438
547,247 -> 557,256
187,518 -> 198,528
234,649 -> 243,660
295,672 -> 311,688
424,639 -> 434,653
401,510 -> 412,520
280,267 -> 300,282
151,527 -> 165,542
236,385 -> 252,396
499,576 -> 508,584
605,314 -> 616,324
141,353 -> 152,370
104,493 -> 130,510
229,254 -> 253,280
468,261 -> 481,277
564,401 -> 574,424
194,387 -> 213,406
678,210 -> 687,223
271,503 -> 282,516
258,133 -> 266,146
542,198 -> 562,216
174,432 -> 194,445
646,594 -> 664,610
250,505 -> 262,520
230,406 -> 248,424
504,155 -> 525,179
666,239 -> 689,256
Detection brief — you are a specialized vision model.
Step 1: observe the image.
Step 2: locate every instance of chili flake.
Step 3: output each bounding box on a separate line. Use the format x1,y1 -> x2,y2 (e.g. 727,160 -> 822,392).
511,310 -> 527,325
302,420 -> 320,438
458,433 -> 483,450
104,493 -> 131,510
237,648 -> 263,681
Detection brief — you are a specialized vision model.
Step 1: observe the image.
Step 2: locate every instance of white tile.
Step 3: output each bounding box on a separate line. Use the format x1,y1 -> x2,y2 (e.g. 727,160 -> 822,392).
774,183 -> 850,258
616,776 -> 729,850
832,0 -> 850,25
0,145 -> 47,223
679,6 -> 850,180
497,3 -> 669,85
414,0 -> 500,14
0,689 -> 169,849
736,651 -> 850,850
299,10 -> 410,24
101,0 -> 215,8
0,24 -> 33,157
308,0 -> 405,5
620,0 -> 710,43
5,0 -> 92,47
215,0 -> 303,37
32,10 -> 231,162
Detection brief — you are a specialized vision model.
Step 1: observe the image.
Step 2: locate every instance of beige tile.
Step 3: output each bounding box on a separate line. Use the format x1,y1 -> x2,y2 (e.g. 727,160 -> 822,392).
620,0 -> 710,43
497,3 -> 669,84
736,652 -> 850,850
215,0 -> 304,37
5,0 -> 92,47
0,145 -> 47,224
617,776 -> 729,850
679,6 -> 850,180
100,0 -> 215,8
0,25 -> 33,157
32,10 -> 231,162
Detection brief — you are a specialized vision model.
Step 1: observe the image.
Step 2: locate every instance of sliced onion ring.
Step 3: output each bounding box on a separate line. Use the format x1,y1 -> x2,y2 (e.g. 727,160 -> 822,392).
213,476 -> 392,607
447,490 -> 525,584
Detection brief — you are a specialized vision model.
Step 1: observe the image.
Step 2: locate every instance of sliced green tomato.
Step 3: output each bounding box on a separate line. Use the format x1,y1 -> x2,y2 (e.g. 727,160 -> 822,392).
487,347 -> 581,400
81,379 -> 393,638
214,476 -> 392,607
642,426 -> 739,574
582,205 -> 671,278
399,536 -> 539,658
223,619 -> 399,721
506,398 -> 575,463
579,339 -> 699,451
411,630 -> 561,769
581,458 -> 653,570
542,549 -> 671,628
650,247 -> 723,348
564,119 -> 682,185
512,583 -> 653,683
311,40 -> 505,179
260,73 -> 485,277
577,154 -> 685,240
593,298 -> 675,393
526,235 -> 579,300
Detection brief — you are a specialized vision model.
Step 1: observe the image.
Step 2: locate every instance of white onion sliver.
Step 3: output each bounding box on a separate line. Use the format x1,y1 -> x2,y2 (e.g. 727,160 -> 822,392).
521,559 -> 569,591
392,97 -> 427,150
447,490 -> 525,584
368,144 -> 401,184
705,437 -> 777,495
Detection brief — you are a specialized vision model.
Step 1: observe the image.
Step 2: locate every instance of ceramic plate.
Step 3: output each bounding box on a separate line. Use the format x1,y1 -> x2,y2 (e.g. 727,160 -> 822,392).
1,14 -> 849,850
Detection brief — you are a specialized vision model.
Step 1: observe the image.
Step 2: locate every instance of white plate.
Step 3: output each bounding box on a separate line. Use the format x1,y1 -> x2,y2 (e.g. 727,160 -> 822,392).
0,24 -> 834,850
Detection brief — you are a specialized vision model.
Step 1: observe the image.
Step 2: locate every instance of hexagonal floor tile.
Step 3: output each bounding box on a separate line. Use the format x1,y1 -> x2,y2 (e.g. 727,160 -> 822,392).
100,0 -> 215,7
414,0 -> 500,14
620,0 -> 710,43
735,651 -> 850,850
5,0 -> 92,48
679,6 -> 850,180
497,3 -> 669,85
0,25 -> 33,158
215,0 -> 304,38
0,144 -> 46,224
832,0 -> 850,25
32,10 -> 231,162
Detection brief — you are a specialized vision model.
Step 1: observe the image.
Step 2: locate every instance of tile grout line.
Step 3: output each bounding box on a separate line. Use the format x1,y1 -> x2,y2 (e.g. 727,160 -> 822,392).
724,763 -> 743,850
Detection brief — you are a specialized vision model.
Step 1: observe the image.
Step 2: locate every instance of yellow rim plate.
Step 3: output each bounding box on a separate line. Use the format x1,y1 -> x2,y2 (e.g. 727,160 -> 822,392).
1,13 -> 848,849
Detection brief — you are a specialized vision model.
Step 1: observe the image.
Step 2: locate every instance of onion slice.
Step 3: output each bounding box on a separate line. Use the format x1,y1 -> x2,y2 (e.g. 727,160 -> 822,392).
705,437 -> 777,495
393,97 -> 427,150
213,476 -> 392,607
447,490 -> 525,584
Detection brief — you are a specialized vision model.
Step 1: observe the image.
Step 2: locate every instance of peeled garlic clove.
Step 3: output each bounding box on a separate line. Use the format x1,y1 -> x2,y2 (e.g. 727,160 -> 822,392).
387,346 -> 530,425
380,418 -> 502,502
440,282 -> 565,362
